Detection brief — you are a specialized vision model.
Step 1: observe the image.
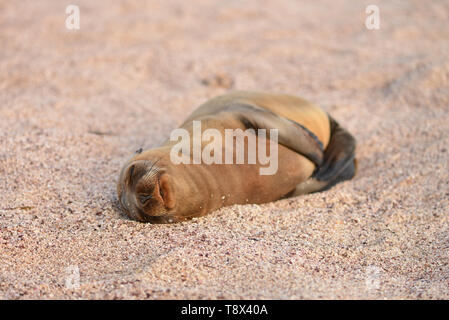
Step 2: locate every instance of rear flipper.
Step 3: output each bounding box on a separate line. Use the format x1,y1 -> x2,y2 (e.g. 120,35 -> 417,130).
291,116 -> 357,196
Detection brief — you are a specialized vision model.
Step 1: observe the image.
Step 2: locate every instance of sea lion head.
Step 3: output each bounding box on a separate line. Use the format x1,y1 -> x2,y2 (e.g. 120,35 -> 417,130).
117,158 -> 176,222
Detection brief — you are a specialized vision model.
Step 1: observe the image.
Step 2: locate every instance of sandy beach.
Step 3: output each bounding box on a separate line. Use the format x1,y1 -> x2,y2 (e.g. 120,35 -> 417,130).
0,0 -> 448,299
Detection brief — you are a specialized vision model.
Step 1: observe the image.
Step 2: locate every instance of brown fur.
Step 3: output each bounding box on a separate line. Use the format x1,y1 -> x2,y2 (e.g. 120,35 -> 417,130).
117,91 -> 356,223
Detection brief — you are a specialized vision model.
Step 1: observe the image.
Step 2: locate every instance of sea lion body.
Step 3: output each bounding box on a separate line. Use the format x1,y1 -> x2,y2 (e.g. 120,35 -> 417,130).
117,91 -> 356,223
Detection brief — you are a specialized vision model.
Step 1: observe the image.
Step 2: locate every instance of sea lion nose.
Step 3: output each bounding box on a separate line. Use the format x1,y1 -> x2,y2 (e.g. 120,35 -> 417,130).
120,192 -> 142,220
120,193 -> 128,210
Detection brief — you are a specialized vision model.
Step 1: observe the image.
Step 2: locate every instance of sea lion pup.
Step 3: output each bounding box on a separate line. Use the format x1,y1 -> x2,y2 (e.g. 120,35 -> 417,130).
117,91 -> 356,223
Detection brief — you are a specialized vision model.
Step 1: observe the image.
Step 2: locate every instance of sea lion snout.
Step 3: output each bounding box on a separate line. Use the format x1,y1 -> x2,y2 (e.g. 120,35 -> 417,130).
117,159 -> 176,222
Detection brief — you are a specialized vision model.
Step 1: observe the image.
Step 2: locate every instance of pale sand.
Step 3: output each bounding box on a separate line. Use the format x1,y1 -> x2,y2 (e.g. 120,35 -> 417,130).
0,0 -> 448,299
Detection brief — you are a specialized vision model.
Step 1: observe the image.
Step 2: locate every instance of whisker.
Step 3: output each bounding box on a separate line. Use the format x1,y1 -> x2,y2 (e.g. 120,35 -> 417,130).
142,157 -> 162,180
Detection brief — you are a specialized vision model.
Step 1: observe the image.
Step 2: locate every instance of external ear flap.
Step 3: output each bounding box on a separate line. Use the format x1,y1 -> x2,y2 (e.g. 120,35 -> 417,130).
159,173 -> 176,209
127,164 -> 136,186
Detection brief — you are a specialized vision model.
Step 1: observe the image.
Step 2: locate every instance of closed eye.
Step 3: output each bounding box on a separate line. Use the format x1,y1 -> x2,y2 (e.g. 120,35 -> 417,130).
139,194 -> 153,205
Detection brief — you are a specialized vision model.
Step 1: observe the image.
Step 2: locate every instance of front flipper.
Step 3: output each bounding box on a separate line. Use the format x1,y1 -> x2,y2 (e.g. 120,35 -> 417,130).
228,103 -> 324,167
